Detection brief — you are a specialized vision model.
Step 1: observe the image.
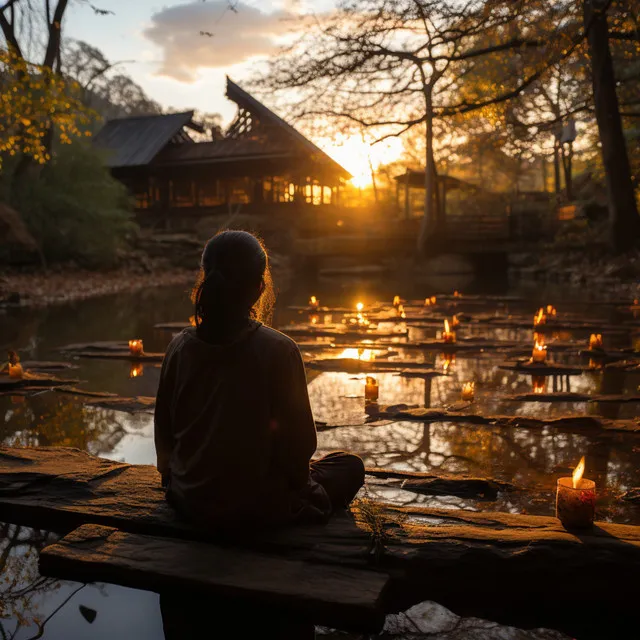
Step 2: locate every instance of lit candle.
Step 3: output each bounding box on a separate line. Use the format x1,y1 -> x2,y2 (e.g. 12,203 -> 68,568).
453,290 -> 460,298
393,295 -> 401,307
397,304 -> 405,318
461,381 -> 475,401
309,314 -> 319,325
8,362 -> 23,379
451,315 -> 460,328
430,296 -> 437,305
532,375 -> 546,394
589,333 -> 603,350
129,339 -> 144,357
356,302 -> 364,313
129,363 -> 144,378
309,295 -> 319,310
531,339 -> 548,363
365,376 -> 379,402
442,319 -> 456,344
442,353 -> 455,373
556,456 -> 596,530
189,315 -> 197,327
546,305 -> 557,317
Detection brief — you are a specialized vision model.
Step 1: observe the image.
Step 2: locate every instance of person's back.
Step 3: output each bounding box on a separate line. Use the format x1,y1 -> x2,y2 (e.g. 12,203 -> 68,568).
154,230 -> 364,530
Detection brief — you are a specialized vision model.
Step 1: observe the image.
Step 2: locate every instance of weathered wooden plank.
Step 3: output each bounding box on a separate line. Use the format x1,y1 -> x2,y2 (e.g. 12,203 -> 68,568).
509,392 -> 640,403
67,351 -> 165,363
39,524 -> 389,631
498,362 -> 587,376
365,405 -> 640,433
1,447 -> 639,633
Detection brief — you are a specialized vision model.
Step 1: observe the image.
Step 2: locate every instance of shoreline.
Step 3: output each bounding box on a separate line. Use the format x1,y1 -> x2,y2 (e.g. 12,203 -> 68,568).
0,265 -> 196,308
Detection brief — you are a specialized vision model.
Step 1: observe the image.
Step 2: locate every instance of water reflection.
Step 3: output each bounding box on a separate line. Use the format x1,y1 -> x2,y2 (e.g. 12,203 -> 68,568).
1,281 -> 639,638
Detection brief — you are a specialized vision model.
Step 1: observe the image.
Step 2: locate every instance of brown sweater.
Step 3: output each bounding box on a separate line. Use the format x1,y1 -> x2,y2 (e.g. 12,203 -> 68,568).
154,322 -> 330,528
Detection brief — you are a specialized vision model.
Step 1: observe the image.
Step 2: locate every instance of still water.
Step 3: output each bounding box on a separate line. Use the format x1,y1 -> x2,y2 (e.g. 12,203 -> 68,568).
1,276 -> 639,638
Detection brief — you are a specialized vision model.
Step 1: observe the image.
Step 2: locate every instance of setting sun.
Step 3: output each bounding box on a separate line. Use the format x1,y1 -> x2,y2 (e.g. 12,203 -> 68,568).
319,133 -> 403,189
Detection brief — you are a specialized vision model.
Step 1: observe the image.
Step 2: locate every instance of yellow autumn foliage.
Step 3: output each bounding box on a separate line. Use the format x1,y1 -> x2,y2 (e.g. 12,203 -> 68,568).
0,48 -> 93,168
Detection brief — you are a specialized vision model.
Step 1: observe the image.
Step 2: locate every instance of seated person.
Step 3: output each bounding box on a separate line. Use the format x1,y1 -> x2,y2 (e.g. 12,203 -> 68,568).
154,230 -> 365,528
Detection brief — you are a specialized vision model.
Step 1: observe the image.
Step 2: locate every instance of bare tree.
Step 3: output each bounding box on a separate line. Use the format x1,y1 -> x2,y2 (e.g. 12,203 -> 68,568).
257,0 -> 580,251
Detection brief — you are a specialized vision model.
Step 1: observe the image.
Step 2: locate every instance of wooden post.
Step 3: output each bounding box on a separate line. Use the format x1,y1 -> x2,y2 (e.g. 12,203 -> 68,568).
404,179 -> 410,221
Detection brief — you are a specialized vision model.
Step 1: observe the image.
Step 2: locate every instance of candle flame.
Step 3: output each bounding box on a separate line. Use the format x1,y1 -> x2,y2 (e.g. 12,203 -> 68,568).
454,290 -> 460,297
444,319 -> 450,333
366,376 -> 377,386
431,296 -> 437,305
461,381 -> 475,400
451,315 -> 460,328
356,302 -> 364,312
189,315 -> 196,327
310,295 -> 318,307
442,353 -> 455,372
393,295 -> 400,307
129,339 -> 144,356
546,305 -> 557,316
572,456 -> 585,489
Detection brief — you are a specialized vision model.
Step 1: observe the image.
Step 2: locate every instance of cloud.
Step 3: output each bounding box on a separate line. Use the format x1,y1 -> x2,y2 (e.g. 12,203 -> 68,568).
143,2 -> 293,82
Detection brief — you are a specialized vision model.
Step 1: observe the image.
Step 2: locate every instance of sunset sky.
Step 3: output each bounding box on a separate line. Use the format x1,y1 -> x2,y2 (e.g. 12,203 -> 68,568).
64,0 -> 403,183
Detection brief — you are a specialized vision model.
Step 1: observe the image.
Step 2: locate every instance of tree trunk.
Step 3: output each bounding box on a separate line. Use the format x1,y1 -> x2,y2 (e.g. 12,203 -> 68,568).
584,0 -> 640,252
418,101 -> 436,252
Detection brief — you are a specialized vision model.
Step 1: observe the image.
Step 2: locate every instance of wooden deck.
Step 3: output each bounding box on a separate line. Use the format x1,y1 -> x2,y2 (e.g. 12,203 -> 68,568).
1,446 -> 639,635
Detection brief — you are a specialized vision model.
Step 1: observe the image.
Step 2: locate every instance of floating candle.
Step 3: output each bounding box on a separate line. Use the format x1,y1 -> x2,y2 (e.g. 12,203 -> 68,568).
531,339 -> 548,363
556,456 -> 596,530
365,376 -> 379,402
461,381 -> 475,401
309,295 -> 319,310
129,363 -> 144,378
128,339 -> 144,357
8,363 -> 23,379
589,333 -> 603,350
393,295 -> 400,307
442,319 -> 456,344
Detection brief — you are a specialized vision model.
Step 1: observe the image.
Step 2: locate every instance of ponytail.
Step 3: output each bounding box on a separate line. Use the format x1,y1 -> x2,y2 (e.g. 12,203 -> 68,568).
190,230 -> 275,332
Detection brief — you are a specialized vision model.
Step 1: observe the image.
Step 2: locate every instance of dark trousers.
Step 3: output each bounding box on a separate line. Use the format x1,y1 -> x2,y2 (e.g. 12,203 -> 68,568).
310,451 -> 365,510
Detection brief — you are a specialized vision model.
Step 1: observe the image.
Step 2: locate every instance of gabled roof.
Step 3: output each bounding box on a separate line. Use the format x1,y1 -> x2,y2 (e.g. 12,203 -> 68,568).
225,77 -> 352,179
155,137 -> 293,165
93,111 -> 199,168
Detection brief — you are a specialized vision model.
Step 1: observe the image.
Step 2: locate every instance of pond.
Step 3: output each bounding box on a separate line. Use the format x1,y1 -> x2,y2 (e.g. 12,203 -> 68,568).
1,274 -> 639,639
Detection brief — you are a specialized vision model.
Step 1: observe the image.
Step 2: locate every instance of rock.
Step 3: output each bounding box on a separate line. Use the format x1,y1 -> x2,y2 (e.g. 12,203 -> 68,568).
383,601 -> 571,639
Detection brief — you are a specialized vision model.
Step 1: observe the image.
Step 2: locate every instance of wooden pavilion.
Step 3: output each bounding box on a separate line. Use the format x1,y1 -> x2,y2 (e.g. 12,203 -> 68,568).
94,78 -> 351,227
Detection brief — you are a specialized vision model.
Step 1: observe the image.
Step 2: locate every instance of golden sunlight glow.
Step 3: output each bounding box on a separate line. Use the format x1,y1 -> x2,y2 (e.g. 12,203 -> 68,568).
319,133 -> 403,188
338,347 -> 374,361
572,456 -> 586,489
